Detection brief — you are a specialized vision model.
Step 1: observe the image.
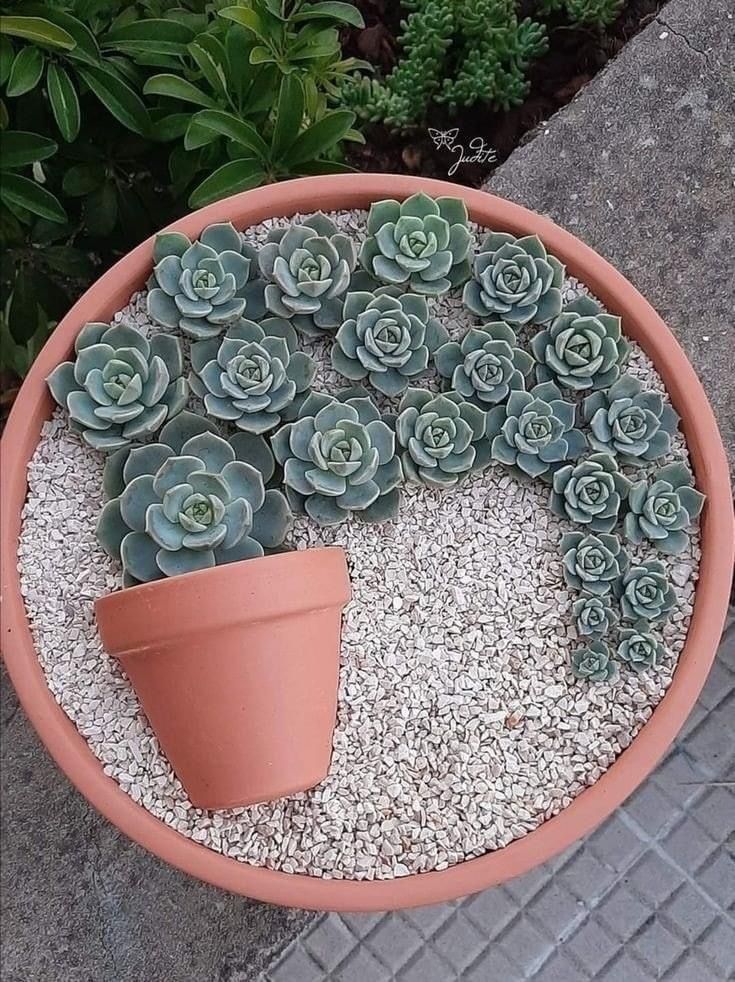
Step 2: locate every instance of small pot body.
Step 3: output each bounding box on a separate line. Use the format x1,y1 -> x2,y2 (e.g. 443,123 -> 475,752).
95,547 -> 351,810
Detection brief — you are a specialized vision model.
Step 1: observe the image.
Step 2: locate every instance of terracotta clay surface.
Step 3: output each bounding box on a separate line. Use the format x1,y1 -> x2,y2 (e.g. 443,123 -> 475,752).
1,174 -> 733,911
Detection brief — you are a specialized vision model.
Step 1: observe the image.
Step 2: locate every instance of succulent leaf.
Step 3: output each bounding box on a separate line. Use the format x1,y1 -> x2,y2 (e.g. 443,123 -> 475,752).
572,593 -> 619,638
550,452 -> 631,533
617,625 -> 666,673
623,463 -> 704,555
615,561 -> 676,623
561,531 -> 628,596
435,321 -> 533,408
571,640 -> 617,682
582,373 -> 679,463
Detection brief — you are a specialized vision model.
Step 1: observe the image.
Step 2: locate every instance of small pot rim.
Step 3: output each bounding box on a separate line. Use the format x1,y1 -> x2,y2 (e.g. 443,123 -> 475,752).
1,174 -> 733,912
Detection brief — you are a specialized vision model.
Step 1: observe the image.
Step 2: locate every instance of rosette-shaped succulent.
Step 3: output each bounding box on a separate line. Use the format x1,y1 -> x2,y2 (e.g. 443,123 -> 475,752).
531,296 -> 630,391
47,321 -> 187,453
550,453 -> 631,533
623,462 -> 705,555
258,214 -> 357,336
332,291 -> 448,397
573,593 -> 619,638
571,641 -> 617,683
463,231 -> 564,324
272,389 -> 402,526
582,374 -> 679,464
561,531 -> 629,595
359,193 -> 472,296
617,626 -> 665,673
394,388 -> 490,487
485,381 -> 587,480
189,317 -> 316,434
148,222 -> 266,340
615,561 -> 676,623
97,412 -> 291,585
434,323 -> 534,408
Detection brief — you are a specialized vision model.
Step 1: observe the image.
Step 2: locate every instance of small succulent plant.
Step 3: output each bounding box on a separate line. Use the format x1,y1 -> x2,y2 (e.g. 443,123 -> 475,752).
624,462 -> 705,555
531,296 -> 630,391
258,214 -> 357,336
617,625 -> 665,673
571,641 -> 618,683
332,291 -> 448,397
148,222 -> 266,340
272,388 -> 402,526
394,388 -> 491,487
550,453 -> 631,533
359,192 -> 472,296
616,561 -> 676,623
47,321 -> 187,453
434,323 -> 534,408
189,318 -> 316,434
485,381 -> 587,480
573,593 -> 619,638
463,231 -> 564,325
582,374 -> 680,464
561,532 -> 629,595
97,411 -> 291,584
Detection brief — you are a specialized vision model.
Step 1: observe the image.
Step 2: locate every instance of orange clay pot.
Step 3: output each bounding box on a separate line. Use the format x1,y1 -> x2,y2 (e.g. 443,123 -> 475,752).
94,548 -> 350,810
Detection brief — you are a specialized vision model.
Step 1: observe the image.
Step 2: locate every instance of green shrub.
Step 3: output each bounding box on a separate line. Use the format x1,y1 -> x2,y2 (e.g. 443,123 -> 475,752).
536,0 -> 624,29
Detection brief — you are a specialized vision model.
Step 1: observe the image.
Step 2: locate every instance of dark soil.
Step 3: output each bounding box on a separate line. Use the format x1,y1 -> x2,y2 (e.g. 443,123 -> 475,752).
343,0 -> 666,186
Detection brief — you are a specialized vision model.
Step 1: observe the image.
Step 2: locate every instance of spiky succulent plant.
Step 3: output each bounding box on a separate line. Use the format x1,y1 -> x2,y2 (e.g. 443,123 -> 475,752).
623,462 -> 705,556
359,193 -> 472,296
258,213 -> 357,337
97,411 -> 291,585
189,317 -> 316,434
147,222 -> 266,340
573,593 -> 619,638
463,231 -> 564,325
617,626 -> 665,673
485,381 -> 587,480
332,291 -> 448,397
271,388 -> 402,526
582,374 -> 680,464
561,531 -> 629,595
550,453 -> 631,533
434,323 -> 534,408
394,388 -> 490,487
47,321 -> 187,452
531,296 -> 630,391
571,641 -> 617,682
615,561 -> 676,623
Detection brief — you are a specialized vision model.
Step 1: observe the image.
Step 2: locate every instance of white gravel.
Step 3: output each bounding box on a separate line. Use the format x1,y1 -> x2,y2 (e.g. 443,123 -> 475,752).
17,210 -> 701,879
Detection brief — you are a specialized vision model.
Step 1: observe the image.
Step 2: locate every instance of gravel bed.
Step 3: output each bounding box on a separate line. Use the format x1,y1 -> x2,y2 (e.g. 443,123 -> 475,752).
17,210 -> 701,879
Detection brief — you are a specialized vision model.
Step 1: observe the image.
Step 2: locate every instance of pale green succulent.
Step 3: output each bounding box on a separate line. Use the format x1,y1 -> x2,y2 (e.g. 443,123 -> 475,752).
550,453 -> 631,533
624,462 -> 705,555
561,531 -> 629,595
258,213 -> 357,336
46,320 -> 187,453
97,411 -> 291,585
573,593 -> 619,638
571,641 -> 617,682
271,388 -> 402,526
531,296 -> 630,391
615,561 -> 676,623
463,231 -> 564,324
394,388 -> 490,487
147,222 -> 266,340
359,192 -> 472,296
333,291 -> 448,397
434,322 -> 534,408
189,317 -> 316,434
582,374 -> 680,464
617,625 -> 665,673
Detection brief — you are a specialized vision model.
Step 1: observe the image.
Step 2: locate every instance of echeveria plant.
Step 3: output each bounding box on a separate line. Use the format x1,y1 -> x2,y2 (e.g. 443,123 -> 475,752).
147,222 -> 266,340
97,412 -> 291,585
624,463 -> 705,555
394,388 -> 491,487
434,323 -> 534,407
258,214 -> 357,336
332,291 -> 448,397
463,232 -> 564,324
573,593 -> 619,639
582,374 -> 680,464
561,531 -> 629,595
617,626 -> 665,673
616,561 -> 676,623
571,641 -> 617,682
47,321 -> 187,453
550,453 -> 631,533
359,193 -> 472,296
531,296 -> 630,391
189,318 -> 316,434
272,388 -> 403,526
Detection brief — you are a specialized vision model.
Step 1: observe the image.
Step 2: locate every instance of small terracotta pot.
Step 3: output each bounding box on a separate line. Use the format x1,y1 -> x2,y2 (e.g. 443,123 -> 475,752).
94,547 -> 351,810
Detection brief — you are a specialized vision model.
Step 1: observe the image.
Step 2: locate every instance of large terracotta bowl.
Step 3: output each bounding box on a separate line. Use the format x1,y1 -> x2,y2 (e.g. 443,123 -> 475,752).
1,175 -> 732,911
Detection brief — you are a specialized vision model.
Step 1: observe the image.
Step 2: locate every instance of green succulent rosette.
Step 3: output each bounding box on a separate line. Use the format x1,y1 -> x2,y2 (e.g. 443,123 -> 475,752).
463,231 -> 564,325
617,625 -> 665,673
359,192 -> 473,296
434,322 -> 534,408
550,452 -> 631,533
147,222 -> 266,340
561,531 -> 629,596
332,291 -> 448,397
571,640 -> 617,683
615,560 -> 676,623
582,374 -> 679,464
573,593 -> 619,638
531,296 -> 630,391
46,320 -> 187,453
189,317 -> 316,435
623,462 -> 705,556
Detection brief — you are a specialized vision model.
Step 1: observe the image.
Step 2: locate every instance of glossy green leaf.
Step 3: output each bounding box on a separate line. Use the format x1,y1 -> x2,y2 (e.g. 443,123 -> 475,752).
285,110 -> 355,166
218,7 -> 269,42
82,181 -> 117,236
143,73 -> 217,107
0,16 -> 75,50
77,65 -> 150,135
186,108 -> 269,159
47,63 -> 81,142
6,45 -> 44,97
0,34 -> 13,85
168,143 -> 201,196
292,2 -> 365,27
0,98 -> 8,130
20,5 -> 99,65
0,172 -> 66,223
189,158 -> 266,208
103,19 -> 195,45
187,37 -> 227,97
249,45 -> 275,65
1,130 -> 57,168
152,112 -> 191,141
62,162 -> 104,196
270,74 -> 304,159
